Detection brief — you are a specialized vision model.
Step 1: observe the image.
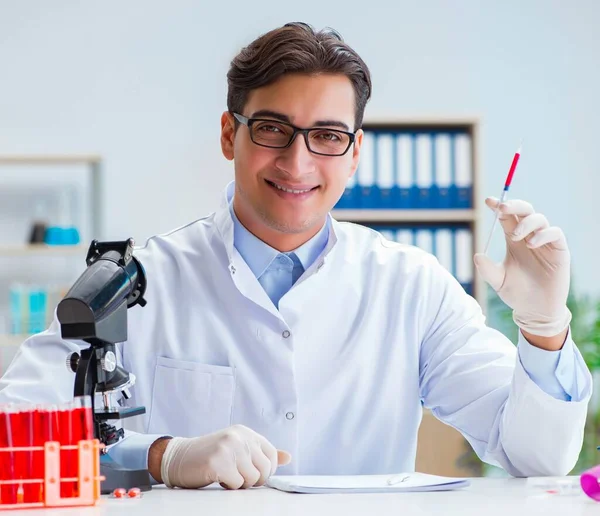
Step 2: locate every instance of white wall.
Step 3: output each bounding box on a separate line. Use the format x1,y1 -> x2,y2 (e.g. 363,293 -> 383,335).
1,0 -> 598,294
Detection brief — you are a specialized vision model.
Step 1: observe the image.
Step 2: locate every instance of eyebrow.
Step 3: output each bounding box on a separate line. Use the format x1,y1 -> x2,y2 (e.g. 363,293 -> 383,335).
250,109 -> 351,132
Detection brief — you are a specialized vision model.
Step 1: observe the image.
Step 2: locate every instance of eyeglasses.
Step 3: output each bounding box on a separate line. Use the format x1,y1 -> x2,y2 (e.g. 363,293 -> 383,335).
233,113 -> 356,157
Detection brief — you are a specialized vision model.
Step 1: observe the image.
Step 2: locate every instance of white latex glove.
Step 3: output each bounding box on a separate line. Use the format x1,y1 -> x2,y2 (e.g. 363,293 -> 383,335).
473,197 -> 572,337
160,424 -> 292,490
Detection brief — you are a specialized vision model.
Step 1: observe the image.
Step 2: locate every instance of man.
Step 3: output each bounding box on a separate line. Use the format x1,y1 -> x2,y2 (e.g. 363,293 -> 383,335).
0,22 -> 591,490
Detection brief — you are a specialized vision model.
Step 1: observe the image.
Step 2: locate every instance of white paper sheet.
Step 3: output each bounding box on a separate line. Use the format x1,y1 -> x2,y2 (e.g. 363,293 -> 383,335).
267,473 -> 470,494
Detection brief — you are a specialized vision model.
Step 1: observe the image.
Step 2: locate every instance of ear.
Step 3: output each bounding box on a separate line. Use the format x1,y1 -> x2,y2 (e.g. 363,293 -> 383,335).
349,129 -> 363,179
220,111 -> 235,160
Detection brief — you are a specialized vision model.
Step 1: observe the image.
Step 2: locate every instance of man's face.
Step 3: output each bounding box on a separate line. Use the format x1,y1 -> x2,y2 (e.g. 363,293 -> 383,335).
221,73 -> 362,244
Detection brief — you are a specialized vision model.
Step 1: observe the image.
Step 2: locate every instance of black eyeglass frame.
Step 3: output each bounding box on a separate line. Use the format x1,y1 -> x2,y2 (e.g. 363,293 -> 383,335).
232,112 -> 356,157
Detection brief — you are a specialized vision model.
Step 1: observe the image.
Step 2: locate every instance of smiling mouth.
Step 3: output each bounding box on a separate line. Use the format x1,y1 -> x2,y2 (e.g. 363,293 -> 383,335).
265,179 -> 319,194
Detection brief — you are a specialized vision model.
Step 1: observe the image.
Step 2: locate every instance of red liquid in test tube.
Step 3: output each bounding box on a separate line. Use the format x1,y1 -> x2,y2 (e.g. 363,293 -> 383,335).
58,403 -> 77,498
0,406 -> 17,505
73,396 -> 94,441
32,405 -> 59,503
59,397 -> 93,498
20,407 -> 36,503
9,407 -> 32,504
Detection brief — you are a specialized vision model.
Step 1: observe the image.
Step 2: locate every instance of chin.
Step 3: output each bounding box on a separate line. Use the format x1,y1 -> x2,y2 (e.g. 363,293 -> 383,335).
263,214 -> 323,235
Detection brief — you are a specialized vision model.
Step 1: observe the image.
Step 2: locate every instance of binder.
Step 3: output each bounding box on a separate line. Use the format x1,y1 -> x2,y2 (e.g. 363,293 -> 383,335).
396,228 -> 414,246
376,133 -> 395,209
357,131 -> 376,208
434,228 -> 453,274
415,228 -> 433,254
455,228 -> 474,296
454,133 -> 473,208
434,133 -> 452,208
415,133 -> 433,209
396,133 -> 414,209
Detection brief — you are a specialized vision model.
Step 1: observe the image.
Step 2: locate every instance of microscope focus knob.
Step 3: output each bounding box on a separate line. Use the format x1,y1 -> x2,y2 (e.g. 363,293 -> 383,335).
66,352 -> 80,373
101,351 -> 117,372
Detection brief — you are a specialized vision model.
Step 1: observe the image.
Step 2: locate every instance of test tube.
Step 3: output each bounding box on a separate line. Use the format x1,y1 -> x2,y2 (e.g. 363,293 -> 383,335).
18,405 -> 36,503
0,405 -> 17,504
32,404 -> 58,503
73,396 -> 94,441
58,402 -> 76,498
8,405 -> 30,504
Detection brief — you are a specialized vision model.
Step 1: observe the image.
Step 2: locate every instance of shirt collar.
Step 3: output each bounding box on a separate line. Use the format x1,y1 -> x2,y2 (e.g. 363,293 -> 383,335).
229,197 -> 330,279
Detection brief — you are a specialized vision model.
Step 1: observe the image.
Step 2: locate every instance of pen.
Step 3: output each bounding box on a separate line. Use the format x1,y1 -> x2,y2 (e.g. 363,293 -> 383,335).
387,474 -> 410,486
483,143 -> 522,255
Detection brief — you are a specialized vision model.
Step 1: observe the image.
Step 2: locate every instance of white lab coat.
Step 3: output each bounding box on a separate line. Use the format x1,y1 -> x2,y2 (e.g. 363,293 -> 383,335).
0,182 -> 592,477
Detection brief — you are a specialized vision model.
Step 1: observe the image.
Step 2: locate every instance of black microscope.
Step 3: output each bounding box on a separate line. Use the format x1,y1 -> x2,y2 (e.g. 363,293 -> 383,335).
56,238 -> 152,494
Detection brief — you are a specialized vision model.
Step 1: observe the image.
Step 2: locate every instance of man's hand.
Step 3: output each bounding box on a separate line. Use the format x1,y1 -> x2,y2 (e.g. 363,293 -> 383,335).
152,425 -> 292,490
474,197 -> 571,348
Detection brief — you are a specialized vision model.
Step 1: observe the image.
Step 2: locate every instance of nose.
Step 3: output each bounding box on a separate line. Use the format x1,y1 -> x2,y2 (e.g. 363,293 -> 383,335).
274,132 -> 316,176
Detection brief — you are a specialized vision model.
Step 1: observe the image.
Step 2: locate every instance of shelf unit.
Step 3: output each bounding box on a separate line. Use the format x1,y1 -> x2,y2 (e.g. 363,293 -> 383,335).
331,118 -> 484,309
0,244 -> 88,257
0,156 -> 100,360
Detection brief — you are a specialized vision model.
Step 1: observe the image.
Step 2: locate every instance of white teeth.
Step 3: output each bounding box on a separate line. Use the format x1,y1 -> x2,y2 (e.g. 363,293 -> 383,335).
271,182 -> 313,194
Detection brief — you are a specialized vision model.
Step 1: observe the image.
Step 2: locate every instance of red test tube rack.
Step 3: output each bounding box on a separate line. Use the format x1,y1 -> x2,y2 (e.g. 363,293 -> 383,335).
0,396 -> 104,510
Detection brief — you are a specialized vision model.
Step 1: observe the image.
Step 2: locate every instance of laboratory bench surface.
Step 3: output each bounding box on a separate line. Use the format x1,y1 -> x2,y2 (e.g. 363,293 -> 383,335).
7,477 -> 596,516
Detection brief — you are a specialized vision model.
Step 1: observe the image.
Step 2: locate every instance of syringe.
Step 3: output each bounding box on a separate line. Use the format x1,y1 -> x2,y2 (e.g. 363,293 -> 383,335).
483,143 -> 522,255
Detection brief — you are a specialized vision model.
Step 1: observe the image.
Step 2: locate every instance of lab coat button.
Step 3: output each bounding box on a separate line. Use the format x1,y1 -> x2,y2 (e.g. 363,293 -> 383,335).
286,412 -> 295,420
282,330 -> 291,338
229,264 -> 236,274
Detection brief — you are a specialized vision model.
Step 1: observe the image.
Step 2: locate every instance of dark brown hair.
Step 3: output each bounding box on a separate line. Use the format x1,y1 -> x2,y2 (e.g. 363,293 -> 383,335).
227,22 -> 372,131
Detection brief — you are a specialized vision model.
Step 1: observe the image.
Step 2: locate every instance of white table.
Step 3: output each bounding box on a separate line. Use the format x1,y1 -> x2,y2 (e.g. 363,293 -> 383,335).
10,478 -> 598,516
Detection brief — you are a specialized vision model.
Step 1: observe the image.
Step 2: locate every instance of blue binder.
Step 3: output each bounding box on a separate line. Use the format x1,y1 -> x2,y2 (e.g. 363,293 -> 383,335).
454,227 -> 474,296
414,227 -> 433,254
396,227 -> 415,246
434,227 -> 454,274
376,132 -> 395,209
453,133 -> 473,209
414,133 -> 432,209
396,132 -> 415,209
434,133 -> 453,208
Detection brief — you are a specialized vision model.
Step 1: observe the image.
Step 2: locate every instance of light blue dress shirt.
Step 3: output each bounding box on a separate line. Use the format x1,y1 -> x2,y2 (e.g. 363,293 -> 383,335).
229,203 -> 329,308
